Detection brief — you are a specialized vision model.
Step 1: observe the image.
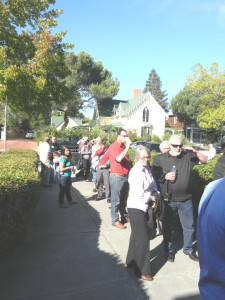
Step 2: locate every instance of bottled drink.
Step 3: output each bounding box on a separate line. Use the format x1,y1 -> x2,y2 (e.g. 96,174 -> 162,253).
170,165 -> 176,183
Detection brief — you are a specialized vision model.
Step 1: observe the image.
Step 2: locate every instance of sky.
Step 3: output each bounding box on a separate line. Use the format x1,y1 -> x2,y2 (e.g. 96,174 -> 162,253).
51,0 -> 225,117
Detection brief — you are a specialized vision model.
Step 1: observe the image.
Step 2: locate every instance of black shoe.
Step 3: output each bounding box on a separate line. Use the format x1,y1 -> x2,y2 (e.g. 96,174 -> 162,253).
107,198 -> 111,203
167,252 -> 175,262
93,188 -> 97,192
183,251 -> 199,261
96,197 -> 103,201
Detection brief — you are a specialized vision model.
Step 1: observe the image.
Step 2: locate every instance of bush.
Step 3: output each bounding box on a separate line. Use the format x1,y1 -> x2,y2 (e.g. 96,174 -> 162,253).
0,150 -> 42,256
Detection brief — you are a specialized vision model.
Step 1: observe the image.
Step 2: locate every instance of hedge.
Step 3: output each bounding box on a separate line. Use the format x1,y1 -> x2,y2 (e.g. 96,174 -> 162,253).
0,149 -> 42,256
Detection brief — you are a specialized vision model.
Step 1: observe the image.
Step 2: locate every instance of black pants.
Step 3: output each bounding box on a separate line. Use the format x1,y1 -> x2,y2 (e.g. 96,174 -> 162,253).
126,208 -> 151,276
58,176 -> 72,204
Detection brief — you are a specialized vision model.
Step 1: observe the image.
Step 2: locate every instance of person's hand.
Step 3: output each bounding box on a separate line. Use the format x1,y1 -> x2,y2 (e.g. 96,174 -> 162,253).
125,137 -> 132,147
165,172 -> 176,181
183,146 -> 196,153
151,196 -> 156,209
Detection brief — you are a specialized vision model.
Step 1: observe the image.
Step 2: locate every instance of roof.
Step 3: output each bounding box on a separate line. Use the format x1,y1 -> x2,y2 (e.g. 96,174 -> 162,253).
70,117 -> 83,126
98,98 -> 127,117
120,94 -> 144,114
51,116 -> 64,127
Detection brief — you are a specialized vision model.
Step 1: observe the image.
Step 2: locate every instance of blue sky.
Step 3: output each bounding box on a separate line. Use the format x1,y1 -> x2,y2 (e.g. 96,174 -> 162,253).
52,0 -> 225,116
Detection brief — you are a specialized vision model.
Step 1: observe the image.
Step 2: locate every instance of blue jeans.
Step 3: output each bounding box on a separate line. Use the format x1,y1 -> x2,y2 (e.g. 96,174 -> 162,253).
163,199 -> 195,253
110,173 -> 129,224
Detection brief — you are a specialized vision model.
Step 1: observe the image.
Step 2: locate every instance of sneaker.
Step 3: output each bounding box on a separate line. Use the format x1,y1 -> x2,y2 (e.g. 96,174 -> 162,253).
167,252 -> 175,262
93,188 -> 97,192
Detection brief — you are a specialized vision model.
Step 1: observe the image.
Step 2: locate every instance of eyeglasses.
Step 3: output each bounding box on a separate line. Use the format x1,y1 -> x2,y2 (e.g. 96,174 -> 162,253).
139,156 -> 150,160
120,134 -> 127,137
171,144 -> 183,148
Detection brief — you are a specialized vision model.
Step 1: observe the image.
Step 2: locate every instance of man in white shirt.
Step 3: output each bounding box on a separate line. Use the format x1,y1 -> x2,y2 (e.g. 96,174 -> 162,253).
38,136 -> 51,187
208,144 -> 216,160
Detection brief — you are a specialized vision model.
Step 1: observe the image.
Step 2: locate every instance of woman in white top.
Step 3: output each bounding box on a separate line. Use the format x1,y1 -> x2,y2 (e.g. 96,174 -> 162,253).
126,145 -> 157,281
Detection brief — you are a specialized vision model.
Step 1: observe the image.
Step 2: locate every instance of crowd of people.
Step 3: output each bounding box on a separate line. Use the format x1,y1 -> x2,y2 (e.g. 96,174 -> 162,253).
37,132 -> 225,295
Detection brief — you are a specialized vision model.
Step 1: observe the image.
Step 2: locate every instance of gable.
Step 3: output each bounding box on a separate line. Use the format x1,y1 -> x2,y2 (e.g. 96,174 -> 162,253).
98,98 -> 127,117
51,116 -> 64,127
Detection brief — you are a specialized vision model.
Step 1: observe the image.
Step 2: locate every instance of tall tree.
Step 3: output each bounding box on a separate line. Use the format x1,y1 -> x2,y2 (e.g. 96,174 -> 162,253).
64,51 -> 120,117
185,62 -> 225,130
143,68 -> 169,111
0,0 -> 74,114
170,88 -> 202,125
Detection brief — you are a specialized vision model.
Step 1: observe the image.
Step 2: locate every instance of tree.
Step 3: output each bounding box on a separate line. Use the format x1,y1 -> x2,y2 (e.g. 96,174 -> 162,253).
185,62 -> 225,130
0,0 -> 74,114
143,68 -> 169,111
64,51 -> 120,116
170,88 -> 202,125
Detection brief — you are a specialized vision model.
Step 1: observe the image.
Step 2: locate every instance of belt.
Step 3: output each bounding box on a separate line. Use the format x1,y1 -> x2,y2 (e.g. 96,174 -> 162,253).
111,172 -> 128,177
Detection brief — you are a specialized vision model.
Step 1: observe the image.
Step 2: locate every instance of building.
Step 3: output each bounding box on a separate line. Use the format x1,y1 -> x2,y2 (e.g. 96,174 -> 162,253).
94,89 -> 167,138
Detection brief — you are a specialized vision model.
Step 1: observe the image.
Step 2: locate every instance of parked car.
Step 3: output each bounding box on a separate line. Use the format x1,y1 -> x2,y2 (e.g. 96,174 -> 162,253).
130,141 -> 149,149
57,135 -> 81,152
25,132 -> 35,139
146,142 -> 160,153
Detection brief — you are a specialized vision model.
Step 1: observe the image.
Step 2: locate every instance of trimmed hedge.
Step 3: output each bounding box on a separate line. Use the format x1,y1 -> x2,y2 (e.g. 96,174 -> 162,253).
0,150 -> 42,256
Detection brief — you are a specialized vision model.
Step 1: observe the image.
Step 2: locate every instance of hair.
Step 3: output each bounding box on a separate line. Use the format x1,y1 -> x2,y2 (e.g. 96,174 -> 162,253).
61,146 -> 74,164
44,136 -> 50,143
117,128 -> 127,136
95,137 -> 102,144
53,151 -> 59,157
160,140 -> 170,152
133,145 -> 150,162
100,139 -> 106,146
169,135 -> 182,143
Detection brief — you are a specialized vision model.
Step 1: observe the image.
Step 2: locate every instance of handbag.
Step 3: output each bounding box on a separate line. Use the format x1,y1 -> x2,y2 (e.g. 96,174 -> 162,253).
91,159 -> 99,172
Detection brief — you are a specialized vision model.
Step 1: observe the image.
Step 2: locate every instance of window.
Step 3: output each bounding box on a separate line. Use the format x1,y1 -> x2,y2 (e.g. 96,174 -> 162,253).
142,107 -> 149,122
141,126 -> 151,137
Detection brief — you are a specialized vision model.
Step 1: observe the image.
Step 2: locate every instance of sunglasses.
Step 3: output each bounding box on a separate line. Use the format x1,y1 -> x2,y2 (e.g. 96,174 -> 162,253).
171,144 -> 183,148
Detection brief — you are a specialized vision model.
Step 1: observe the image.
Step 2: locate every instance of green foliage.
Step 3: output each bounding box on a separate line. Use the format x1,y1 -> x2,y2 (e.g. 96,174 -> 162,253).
0,0 -> 74,114
185,62 -> 225,130
170,88 -> 201,125
151,134 -> 162,143
0,149 -> 42,255
143,68 -> 169,112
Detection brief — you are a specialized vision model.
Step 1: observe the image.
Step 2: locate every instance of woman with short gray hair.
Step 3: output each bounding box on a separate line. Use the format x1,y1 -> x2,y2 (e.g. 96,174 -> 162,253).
126,146 -> 158,281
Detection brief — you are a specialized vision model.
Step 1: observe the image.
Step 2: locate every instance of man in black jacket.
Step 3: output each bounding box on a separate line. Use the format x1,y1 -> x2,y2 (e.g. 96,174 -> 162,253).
152,135 -> 208,262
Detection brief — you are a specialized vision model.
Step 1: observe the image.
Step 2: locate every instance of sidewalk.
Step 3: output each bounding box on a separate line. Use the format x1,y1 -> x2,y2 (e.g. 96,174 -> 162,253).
0,178 -> 201,300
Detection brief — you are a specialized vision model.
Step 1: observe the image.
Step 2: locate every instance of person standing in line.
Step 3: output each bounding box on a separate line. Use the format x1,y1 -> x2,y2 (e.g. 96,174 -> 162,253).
152,135 -> 208,262
213,137 -> 225,180
80,139 -> 92,181
91,137 -> 102,192
126,146 -> 158,281
207,143 -> 216,160
49,136 -> 60,183
58,146 -> 77,208
38,136 -> 51,187
159,140 -> 171,153
95,140 -> 110,202
197,177 -> 225,300
109,129 -> 132,229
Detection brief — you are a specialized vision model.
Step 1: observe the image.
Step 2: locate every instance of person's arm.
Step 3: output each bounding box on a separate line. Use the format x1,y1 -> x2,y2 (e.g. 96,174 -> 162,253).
184,146 -> 208,164
116,138 -> 132,162
59,160 -> 74,172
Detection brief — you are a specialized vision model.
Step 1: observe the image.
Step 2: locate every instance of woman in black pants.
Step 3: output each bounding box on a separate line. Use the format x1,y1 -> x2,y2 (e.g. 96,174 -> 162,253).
126,146 -> 158,281
58,146 -> 77,208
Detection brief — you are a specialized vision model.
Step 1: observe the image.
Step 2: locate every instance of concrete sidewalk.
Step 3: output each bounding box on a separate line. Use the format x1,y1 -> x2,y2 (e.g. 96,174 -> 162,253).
0,178 -> 201,300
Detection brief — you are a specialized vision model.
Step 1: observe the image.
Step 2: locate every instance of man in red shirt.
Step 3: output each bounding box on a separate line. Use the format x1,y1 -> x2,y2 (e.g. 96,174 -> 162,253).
109,129 -> 132,229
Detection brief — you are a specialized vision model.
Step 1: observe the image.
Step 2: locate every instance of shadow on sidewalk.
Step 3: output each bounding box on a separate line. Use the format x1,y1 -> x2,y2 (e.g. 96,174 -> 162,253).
0,183 -> 149,300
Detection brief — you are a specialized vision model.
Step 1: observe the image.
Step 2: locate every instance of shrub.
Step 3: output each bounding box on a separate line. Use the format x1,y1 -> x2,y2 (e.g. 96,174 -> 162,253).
0,150 -> 42,256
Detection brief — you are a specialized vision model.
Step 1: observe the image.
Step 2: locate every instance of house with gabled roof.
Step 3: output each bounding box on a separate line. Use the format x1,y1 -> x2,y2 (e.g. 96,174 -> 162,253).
94,89 -> 167,138
51,115 -> 83,130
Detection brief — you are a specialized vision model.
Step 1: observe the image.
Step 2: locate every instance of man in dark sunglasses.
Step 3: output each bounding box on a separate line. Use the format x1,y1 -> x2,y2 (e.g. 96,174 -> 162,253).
152,135 -> 208,263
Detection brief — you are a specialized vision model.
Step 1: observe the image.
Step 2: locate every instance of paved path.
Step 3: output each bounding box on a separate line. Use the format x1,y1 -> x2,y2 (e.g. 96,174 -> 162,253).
0,178 -> 201,300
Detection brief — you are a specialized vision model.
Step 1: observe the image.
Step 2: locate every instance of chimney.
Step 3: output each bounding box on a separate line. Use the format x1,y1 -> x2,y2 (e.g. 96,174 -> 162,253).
132,88 -> 142,98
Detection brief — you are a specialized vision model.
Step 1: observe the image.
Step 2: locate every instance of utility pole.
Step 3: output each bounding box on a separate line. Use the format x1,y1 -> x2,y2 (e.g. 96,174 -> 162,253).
4,95 -> 7,151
